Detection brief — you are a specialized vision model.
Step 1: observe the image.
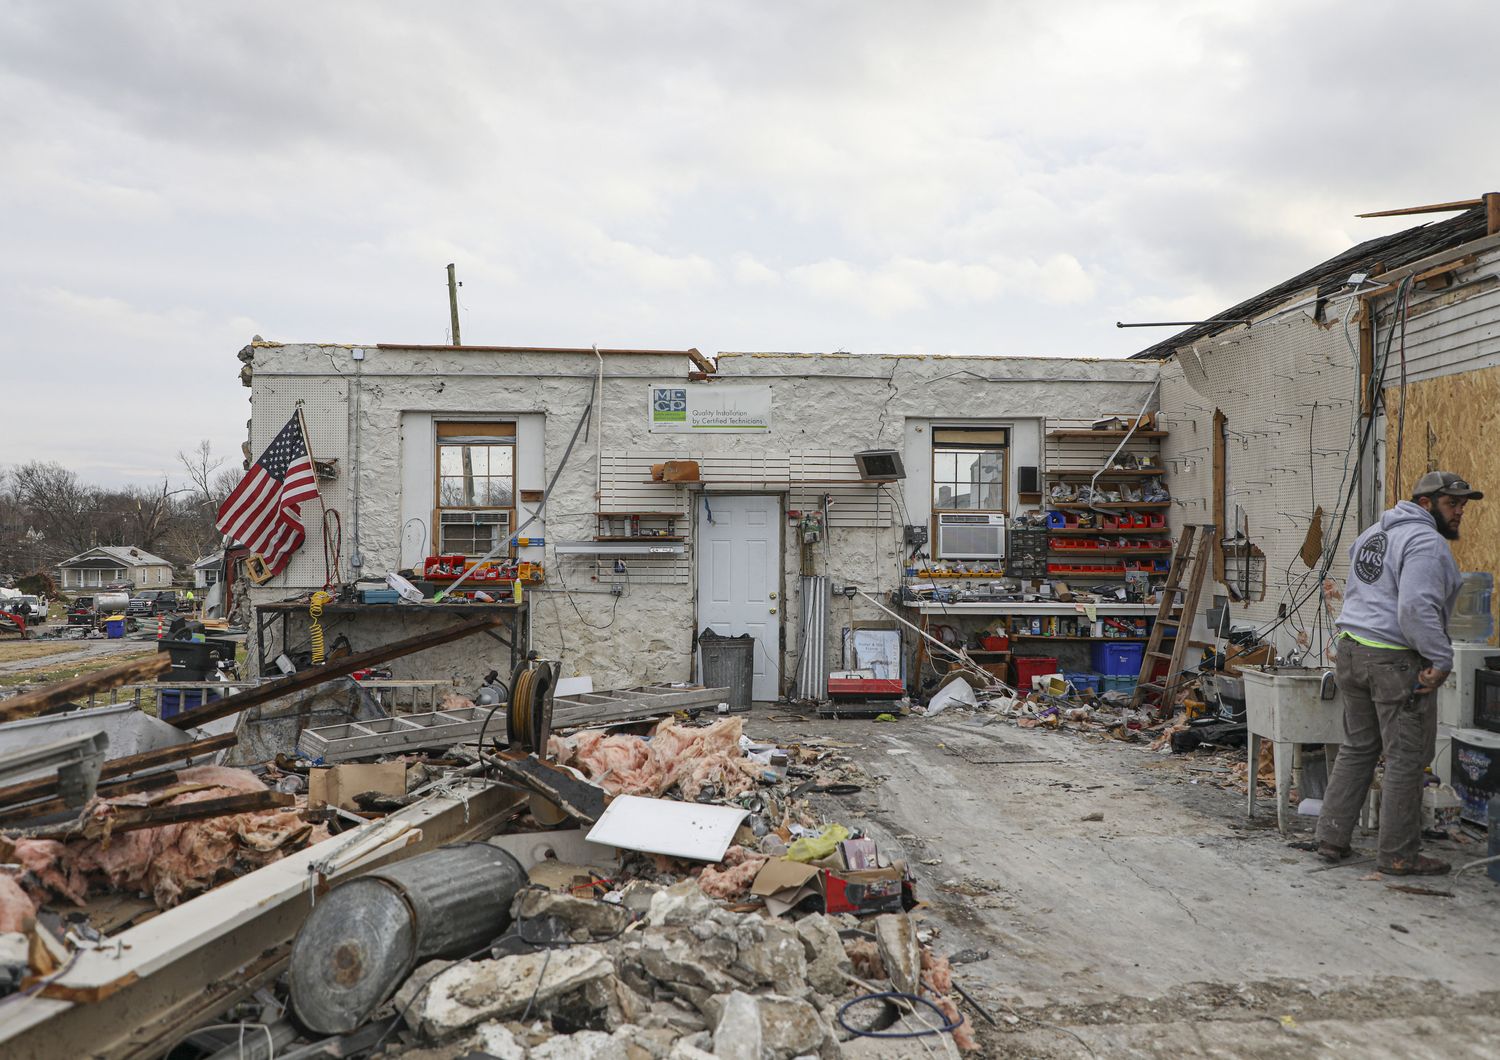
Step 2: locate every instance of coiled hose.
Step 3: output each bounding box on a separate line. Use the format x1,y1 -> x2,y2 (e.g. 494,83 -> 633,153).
308,590 -> 333,664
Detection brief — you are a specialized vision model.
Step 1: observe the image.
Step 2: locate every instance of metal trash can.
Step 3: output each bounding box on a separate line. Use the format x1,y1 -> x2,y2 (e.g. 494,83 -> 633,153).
699,628 -> 753,712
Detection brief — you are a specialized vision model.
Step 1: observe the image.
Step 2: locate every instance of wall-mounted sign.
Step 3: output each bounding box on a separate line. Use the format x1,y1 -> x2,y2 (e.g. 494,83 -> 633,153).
647,384 -> 771,433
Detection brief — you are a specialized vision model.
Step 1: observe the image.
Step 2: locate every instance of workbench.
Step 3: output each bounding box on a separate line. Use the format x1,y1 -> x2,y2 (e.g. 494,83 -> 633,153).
252,598 -> 530,676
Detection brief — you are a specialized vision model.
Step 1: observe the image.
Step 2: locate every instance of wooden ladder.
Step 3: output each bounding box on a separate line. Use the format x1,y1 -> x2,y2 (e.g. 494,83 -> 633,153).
1130,523 -> 1214,714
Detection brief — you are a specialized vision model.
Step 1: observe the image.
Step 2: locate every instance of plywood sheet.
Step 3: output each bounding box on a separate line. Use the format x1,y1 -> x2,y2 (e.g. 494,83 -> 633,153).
1384,366 -> 1500,627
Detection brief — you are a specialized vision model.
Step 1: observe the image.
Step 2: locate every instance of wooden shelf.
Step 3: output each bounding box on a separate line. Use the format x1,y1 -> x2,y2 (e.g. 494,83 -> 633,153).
1049,502 -> 1170,510
595,511 -> 686,517
1009,634 -> 1173,643
966,649 -> 1012,656
1049,548 -> 1173,557
1046,469 -> 1165,478
1048,430 -> 1169,440
594,536 -> 686,542
639,479 -> 877,487
1046,570 -> 1164,579
1045,527 -> 1163,536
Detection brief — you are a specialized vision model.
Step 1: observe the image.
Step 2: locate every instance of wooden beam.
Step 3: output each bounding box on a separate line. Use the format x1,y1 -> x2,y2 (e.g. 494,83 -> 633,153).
163,615 -> 504,730
0,732 -> 237,810
1487,192 -> 1500,236
0,771 -> 181,826
7,790 -> 295,842
1212,410 -> 1227,585
0,653 -> 171,723
1357,198 -> 1482,218
1358,302 -> 1375,416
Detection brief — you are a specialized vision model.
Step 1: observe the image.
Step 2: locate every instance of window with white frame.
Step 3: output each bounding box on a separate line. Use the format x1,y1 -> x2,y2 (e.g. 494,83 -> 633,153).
435,422 -> 516,557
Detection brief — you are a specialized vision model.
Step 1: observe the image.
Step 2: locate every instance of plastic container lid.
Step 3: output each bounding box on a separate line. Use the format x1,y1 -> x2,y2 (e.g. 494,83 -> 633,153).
106,614 -> 126,621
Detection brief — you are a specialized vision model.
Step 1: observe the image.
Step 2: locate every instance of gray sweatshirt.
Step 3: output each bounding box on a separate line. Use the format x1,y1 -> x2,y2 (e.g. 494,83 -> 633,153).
1337,500 -> 1461,671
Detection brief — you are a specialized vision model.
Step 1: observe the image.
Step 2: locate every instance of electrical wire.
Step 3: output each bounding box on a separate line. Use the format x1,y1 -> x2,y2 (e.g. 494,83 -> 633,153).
836,991 -> 963,1039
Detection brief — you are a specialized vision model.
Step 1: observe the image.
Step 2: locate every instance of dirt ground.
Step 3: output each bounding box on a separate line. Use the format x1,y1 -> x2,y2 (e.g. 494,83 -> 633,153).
0,638 -> 156,686
757,708 -> 1500,1059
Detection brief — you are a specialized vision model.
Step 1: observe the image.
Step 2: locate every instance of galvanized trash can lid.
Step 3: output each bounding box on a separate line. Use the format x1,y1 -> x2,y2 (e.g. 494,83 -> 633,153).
288,877 -> 418,1036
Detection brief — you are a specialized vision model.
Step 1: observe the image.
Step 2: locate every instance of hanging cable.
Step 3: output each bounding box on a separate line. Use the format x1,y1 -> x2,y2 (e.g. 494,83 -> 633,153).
322,509 -> 343,589
308,590 -> 333,664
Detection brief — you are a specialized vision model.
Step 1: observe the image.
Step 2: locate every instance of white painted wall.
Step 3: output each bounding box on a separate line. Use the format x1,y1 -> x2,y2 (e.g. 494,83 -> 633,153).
245,343 -> 1160,692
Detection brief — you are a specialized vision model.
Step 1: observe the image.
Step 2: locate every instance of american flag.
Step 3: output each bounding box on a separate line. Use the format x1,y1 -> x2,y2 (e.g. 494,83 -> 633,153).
216,411 -> 321,576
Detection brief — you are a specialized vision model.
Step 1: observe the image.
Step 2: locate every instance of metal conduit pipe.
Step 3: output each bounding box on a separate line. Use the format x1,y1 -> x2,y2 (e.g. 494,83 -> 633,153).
288,842 -> 527,1035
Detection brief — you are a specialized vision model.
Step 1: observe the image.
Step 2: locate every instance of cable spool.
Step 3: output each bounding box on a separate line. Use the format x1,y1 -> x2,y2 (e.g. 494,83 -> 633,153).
507,660 -> 555,753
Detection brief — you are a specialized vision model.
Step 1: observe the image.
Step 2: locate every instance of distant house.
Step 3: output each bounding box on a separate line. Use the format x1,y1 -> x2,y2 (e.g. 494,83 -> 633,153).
57,546 -> 175,591
192,552 -> 223,589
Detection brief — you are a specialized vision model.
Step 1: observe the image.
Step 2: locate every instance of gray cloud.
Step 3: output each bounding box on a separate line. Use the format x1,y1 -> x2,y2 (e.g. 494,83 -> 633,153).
1,0 -> 1496,485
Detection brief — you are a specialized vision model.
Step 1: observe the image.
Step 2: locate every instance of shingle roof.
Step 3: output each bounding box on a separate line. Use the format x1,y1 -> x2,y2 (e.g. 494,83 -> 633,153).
1130,206 -> 1490,359
59,546 -> 174,568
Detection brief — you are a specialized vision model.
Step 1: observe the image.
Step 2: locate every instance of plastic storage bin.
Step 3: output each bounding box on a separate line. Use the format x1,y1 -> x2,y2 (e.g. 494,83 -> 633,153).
699,629 -> 753,712
1101,674 -> 1136,695
157,687 -> 223,720
1064,671 -> 1100,694
1093,641 -> 1144,676
1012,656 -> 1060,690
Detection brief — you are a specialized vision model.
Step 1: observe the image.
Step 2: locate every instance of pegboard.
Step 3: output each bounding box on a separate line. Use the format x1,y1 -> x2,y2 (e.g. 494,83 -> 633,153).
247,376 -> 350,590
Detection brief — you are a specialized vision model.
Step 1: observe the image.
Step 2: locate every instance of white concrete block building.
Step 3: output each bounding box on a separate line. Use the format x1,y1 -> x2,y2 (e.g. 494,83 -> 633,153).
239,341 -> 1159,695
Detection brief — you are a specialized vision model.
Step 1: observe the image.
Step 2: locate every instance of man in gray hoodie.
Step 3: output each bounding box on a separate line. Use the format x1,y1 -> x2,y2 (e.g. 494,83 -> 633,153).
1314,471 -> 1481,875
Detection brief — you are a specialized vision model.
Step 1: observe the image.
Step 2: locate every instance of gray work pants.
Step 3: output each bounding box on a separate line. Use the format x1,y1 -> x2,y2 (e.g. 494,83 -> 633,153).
1315,639 -> 1438,863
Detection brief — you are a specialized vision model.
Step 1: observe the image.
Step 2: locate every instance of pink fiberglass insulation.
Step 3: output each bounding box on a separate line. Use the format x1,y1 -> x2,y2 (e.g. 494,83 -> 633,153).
551,731 -> 666,797
0,873 -> 37,932
696,844 -> 769,899
9,766 -> 326,910
550,716 -> 761,800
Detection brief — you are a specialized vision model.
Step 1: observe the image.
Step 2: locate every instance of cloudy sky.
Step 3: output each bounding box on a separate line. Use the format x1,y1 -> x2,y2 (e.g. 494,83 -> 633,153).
2,0 -> 1495,487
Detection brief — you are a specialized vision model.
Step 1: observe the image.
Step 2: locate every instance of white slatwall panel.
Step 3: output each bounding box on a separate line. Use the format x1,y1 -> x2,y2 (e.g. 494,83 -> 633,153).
249,377 -> 349,590
1042,417 -> 1168,474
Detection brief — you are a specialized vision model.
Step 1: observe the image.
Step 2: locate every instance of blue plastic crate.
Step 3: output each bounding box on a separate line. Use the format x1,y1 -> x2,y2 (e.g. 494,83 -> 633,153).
1064,671 -> 1100,694
359,588 -> 402,604
1101,674 -> 1137,695
1045,510 -> 1068,529
1092,641 -> 1144,676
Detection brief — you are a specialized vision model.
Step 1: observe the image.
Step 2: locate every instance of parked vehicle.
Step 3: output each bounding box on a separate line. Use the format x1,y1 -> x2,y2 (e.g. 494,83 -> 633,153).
127,589 -> 182,617
67,596 -> 97,626
68,591 -> 130,626
14,596 -> 47,624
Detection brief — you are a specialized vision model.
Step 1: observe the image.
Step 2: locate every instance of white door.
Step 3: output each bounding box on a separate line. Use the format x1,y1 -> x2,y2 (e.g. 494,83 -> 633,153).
697,494 -> 781,701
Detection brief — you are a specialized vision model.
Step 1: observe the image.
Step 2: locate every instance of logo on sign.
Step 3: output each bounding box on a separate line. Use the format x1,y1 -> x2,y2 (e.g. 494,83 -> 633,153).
652,387 -> 687,422
1354,531 -> 1387,584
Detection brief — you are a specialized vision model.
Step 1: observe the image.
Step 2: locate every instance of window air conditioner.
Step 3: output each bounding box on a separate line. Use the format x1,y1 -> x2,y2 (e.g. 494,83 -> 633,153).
935,513 -> 1007,560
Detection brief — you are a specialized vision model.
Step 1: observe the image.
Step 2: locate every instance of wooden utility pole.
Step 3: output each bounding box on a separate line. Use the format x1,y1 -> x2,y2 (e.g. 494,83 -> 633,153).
447,263 -> 462,346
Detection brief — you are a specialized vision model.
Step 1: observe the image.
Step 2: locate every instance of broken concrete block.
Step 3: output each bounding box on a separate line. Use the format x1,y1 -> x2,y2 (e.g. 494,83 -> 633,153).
795,914 -> 852,995
644,879 -> 723,927
412,946 -> 613,1039
728,916 -> 809,993
713,990 -> 840,1060
514,888 -> 632,942
713,990 -> 765,1060
631,930 -> 741,998
394,959 -> 457,1028
873,914 -> 921,995
573,973 -> 653,1030
642,999 -> 709,1035
472,1021 -> 528,1060
666,1038 -> 718,1060
530,1028 -> 630,1059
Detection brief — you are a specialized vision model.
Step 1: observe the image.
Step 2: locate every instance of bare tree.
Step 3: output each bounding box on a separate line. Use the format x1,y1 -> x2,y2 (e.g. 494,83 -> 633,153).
9,461 -> 102,558
178,440 -> 226,508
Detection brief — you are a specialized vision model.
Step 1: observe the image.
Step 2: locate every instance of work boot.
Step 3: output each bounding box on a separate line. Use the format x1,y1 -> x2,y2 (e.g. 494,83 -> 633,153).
1377,853 -> 1451,876
1315,842 -> 1353,863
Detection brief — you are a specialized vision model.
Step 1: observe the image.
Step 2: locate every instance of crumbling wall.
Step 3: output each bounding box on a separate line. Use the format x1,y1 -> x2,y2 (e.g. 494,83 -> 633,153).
1157,296 -> 1364,662
247,343 -> 1158,691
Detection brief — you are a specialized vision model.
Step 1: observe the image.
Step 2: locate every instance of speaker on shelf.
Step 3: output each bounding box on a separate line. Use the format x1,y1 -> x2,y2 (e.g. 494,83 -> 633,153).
1018,465 -> 1039,493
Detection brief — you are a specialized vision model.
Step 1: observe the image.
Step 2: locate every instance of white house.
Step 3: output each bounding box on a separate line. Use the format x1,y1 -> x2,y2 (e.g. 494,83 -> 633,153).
58,546 -> 175,591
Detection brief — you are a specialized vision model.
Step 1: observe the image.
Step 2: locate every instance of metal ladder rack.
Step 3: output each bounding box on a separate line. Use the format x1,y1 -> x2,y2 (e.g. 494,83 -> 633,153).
1131,523 -> 1214,714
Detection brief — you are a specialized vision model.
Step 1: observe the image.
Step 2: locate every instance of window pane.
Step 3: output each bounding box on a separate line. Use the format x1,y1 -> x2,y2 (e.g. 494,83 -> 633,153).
934,483 -> 955,507
954,451 -> 981,482
439,446 -> 466,477
978,450 -> 1004,476
488,446 -> 514,477
482,479 -> 514,507
440,477 -> 473,506
933,452 -> 958,481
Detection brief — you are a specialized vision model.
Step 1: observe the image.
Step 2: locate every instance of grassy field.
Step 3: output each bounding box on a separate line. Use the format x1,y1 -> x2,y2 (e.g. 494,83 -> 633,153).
0,648 -> 156,688
0,642 -> 77,664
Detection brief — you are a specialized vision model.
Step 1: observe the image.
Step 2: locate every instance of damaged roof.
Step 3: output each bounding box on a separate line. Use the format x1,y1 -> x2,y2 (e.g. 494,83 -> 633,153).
1130,204 -> 1490,359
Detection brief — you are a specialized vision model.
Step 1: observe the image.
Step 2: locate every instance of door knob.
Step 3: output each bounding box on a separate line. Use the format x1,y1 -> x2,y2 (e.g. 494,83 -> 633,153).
769,591 -> 778,600
769,607 -> 777,614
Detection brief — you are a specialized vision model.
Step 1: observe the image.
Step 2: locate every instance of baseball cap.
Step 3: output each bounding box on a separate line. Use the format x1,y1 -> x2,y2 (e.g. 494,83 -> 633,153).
1413,470 -> 1484,500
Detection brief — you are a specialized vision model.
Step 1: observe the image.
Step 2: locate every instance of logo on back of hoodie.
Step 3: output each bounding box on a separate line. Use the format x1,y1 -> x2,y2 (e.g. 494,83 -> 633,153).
1354,531 -> 1388,584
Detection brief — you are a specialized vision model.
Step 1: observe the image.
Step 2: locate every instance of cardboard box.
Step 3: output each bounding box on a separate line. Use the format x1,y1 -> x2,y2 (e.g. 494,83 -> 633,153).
308,761 -> 407,811
750,856 -> 913,917
662,459 -> 701,482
